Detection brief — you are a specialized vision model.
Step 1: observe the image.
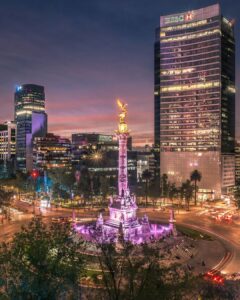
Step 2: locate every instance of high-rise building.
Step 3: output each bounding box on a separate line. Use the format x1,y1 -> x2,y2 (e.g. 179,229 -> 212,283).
235,140 -> 240,184
15,84 -> 47,172
154,4 -> 235,198
33,133 -> 72,171
0,121 -> 16,161
0,121 -> 16,178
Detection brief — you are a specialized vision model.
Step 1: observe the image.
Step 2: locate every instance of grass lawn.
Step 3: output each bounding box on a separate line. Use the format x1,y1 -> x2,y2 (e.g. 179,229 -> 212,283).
176,225 -> 213,241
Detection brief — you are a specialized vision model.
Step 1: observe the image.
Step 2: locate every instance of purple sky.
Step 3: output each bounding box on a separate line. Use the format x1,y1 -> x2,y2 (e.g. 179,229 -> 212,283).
0,0 -> 239,145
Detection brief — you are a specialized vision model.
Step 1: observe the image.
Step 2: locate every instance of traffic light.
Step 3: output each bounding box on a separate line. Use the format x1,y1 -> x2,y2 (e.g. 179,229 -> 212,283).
31,170 -> 39,180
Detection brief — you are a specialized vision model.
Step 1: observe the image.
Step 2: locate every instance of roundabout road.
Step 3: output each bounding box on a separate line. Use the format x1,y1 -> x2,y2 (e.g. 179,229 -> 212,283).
1,206 -> 240,274
144,209 -> 240,274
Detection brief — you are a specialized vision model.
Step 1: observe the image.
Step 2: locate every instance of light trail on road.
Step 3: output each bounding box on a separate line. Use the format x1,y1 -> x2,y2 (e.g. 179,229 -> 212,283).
1,206 -> 240,274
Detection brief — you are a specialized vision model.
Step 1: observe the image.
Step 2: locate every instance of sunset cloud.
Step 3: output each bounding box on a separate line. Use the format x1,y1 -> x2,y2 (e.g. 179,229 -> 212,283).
0,0 -> 239,145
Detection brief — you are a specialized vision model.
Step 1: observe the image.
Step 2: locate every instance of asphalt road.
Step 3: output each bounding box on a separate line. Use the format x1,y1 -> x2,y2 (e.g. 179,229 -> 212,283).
1,203 -> 240,274
144,209 -> 240,274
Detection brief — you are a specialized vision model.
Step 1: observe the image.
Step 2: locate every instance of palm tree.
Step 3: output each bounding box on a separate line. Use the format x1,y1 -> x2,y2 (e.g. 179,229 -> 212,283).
181,180 -> 194,211
142,170 -> 152,207
190,169 -> 202,206
161,173 -> 169,204
169,183 -> 178,206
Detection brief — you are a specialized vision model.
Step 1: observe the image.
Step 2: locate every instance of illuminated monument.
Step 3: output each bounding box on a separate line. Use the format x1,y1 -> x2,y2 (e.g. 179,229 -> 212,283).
76,100 -> 172,244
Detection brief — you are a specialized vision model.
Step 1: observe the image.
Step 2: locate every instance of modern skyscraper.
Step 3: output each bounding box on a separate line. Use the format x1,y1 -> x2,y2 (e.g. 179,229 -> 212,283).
15,84 -> 47,172
154,4 -> 235,198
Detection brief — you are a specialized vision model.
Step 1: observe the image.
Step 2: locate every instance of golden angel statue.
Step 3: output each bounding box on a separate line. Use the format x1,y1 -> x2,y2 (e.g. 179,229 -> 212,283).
117,99 -> 127,124
116,99 -> 129,134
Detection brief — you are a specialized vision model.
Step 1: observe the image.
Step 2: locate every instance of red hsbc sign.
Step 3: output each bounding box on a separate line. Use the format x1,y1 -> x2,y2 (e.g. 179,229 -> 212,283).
163,12 -> 194,25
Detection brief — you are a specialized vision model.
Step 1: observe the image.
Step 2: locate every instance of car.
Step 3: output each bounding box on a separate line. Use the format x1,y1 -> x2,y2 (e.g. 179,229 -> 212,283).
51,217 -> 61,223
68,217 -> 81,223
59,217 -> 70,223
204,271 -> 224,284
51,217 -> 69,224
223,215 -> 232,222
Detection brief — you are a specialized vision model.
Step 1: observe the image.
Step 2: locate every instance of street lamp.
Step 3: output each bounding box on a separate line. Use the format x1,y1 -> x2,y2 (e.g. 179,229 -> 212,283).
91,151 -> 103,162
31,169 -> 39,215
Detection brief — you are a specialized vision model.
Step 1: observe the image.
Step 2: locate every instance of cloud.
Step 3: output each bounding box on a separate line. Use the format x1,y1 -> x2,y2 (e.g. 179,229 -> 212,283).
0,0 -> 239,144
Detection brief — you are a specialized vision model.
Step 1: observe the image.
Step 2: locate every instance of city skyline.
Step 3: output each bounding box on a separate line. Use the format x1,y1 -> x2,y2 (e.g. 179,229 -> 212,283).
0,0 -> 239,145
1,2 -> 240,297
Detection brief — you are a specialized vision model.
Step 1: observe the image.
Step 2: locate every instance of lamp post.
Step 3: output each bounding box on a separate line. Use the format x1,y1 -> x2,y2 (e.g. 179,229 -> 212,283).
71,191 -> 76,222
31,169 -> 39,215
91,151 -> 102,206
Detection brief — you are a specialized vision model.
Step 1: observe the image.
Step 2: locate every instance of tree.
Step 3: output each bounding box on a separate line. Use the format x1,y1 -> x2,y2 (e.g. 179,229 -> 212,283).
190,170 -> 202,206
148,176 -> 161,203
96,238 -> 195,300
79,167 -> 91,203
0,189 -> 13,220
0,170 -> 27,200
142,170 -> 152,207
0,218 -> 85,299
234,179 -> 240,208
0,189 -> 12,207
47,169 -> 73,205
168,183 -> 178,206
92,174 -> 101,196
161,174 -> 169,204
195,277 -> 237,299
100,175 -> 109,203
181,180 -> 194,211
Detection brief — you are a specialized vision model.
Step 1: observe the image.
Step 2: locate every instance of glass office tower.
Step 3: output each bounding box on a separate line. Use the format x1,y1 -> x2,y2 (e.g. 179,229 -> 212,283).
15,84 -> 47,172
154,4 -> 235,198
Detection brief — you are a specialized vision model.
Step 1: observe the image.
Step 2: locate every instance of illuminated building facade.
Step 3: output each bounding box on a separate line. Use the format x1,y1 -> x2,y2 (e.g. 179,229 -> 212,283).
235,141 -> 240,184
154,4 -> 235,197
137,151 -> 155,181
33,133 -> 71,171
0,121 -> 16,178
72,132 -> 136,188
0,121 -> 16,161
15,84 -> 47,172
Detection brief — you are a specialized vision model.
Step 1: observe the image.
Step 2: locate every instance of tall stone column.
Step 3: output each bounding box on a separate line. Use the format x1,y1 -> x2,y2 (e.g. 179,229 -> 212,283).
116,99 -> 129,197
118,133 -> 128,196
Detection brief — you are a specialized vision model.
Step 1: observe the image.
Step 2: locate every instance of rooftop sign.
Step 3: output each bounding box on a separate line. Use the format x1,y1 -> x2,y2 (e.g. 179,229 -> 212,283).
163,12 -> 194,25
160,4 -> 220,27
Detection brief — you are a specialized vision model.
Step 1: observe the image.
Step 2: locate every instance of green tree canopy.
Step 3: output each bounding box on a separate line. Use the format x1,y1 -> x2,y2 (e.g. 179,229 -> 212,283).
0,218 -> 85,299
181,180 -> 194,211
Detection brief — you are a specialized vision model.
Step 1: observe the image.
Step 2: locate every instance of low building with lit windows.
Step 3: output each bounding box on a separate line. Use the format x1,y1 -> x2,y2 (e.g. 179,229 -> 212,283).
33,133 -> 72,171
0,121 -> 16,161
154,4 -> 235,198
71,133 -> 137,189
0,121 -> 16,178
136,151 -> 155,181
235,140 -> 240,184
